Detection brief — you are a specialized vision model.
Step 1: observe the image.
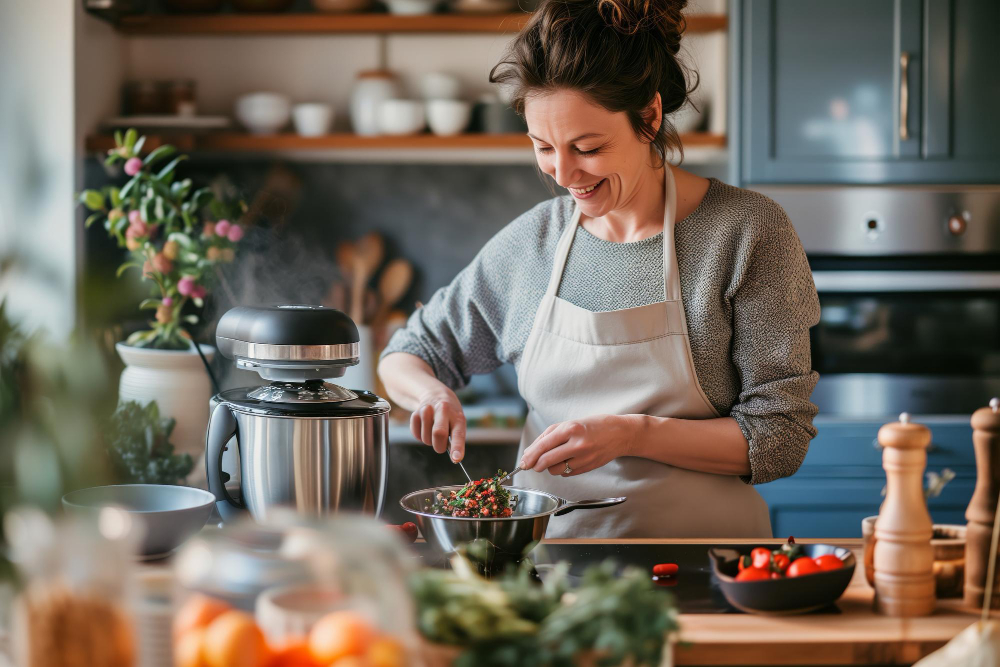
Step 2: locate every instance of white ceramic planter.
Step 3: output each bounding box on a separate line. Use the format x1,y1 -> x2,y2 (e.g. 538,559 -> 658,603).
116,343 -> 215,484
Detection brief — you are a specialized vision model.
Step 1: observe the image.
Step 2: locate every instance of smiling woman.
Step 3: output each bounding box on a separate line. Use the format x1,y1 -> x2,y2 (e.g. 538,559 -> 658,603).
378,0 -> 821,539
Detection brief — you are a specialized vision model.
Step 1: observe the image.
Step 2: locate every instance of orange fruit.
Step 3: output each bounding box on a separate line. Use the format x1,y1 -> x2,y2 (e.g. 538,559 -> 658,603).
203,610 -> 271,667
175,595 -> 232,638
175,628 -> 209,667
367,637 -> 406,667
307,611 -> 375,663
267,642 -> 320,667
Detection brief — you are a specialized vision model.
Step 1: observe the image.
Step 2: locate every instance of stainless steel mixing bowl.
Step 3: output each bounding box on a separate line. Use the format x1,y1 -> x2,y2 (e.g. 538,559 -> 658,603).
400,486 -> 625,565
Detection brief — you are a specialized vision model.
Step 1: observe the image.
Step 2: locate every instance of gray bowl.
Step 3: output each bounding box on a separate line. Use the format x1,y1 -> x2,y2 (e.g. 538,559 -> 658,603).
62,484 -> 215,559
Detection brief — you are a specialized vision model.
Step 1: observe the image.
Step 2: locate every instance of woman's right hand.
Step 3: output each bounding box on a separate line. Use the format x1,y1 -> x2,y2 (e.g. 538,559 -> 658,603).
410,386 -> 467,462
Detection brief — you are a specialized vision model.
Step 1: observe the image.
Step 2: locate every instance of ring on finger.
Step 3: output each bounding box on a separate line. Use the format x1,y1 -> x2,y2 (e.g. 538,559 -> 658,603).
563,462 -> 573,475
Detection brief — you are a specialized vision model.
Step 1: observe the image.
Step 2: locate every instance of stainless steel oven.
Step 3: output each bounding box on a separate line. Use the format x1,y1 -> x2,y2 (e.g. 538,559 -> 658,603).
753,185 -> 1000,418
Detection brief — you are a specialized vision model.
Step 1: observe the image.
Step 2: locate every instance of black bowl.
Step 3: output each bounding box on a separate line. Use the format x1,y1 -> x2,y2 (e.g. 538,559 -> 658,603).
709,544 -> 856,615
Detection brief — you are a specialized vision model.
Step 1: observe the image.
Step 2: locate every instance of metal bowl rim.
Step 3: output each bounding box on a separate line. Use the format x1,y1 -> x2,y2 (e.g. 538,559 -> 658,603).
399,485 -> 563,522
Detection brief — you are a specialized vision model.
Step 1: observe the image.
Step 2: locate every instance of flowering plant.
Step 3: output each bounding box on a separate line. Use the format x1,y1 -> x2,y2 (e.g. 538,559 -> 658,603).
78,129 -> 246,350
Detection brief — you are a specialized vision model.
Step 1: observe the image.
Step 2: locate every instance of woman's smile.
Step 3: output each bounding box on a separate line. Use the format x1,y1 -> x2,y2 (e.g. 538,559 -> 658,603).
569,179 -> 606,199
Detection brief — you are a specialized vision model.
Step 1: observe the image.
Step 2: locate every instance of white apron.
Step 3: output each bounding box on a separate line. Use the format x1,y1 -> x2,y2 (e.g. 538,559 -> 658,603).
512,168 -> 772,538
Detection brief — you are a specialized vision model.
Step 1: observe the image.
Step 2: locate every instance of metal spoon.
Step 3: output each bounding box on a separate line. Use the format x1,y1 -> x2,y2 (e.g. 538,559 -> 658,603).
447,437 -> 473,484
495,465 -> 522,485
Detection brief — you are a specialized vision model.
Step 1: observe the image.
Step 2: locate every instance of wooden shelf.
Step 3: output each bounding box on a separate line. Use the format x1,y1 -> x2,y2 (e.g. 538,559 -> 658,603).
85,131 -> 727,153
113,12 -> 727,35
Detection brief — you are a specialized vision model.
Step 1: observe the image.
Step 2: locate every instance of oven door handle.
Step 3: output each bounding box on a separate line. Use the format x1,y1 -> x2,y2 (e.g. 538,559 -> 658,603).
813,271 -> 1000,293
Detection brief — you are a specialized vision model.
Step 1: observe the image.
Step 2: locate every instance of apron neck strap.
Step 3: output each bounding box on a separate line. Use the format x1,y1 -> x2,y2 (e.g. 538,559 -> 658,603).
545,168 -> 677,299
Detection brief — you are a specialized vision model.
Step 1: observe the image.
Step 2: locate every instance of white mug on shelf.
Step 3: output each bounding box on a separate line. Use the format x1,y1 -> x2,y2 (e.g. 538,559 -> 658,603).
292,103 -> 333,137
419,72 -> 461,100
426,99 -> 471,136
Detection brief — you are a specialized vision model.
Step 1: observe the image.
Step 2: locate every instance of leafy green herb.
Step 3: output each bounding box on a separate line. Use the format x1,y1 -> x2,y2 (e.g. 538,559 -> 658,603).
411,557 -> 678,667
105,400 -> 193,485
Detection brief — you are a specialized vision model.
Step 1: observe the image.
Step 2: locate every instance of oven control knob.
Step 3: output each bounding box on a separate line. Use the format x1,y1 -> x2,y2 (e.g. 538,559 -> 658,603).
947,215 -> 967,236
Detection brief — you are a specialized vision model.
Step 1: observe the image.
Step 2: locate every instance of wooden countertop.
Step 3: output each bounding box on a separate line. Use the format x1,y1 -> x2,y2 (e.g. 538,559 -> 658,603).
545,538 -> 993,666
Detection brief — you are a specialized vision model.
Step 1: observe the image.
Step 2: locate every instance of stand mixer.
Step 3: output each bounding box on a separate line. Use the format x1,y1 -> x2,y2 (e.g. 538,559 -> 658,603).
205,305 -> 390,523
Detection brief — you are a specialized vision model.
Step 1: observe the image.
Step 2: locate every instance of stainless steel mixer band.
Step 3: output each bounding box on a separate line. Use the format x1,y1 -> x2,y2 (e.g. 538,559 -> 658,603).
219,337 -> 360,362
224,403 -> 391,418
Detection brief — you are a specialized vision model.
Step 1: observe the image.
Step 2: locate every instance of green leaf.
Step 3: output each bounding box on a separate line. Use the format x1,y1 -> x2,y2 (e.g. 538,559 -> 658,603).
139,298 -> 161,310
116,262 -> 141,278
192,297 -> 204,308
143,145 -> 176,166
105,153 -> 120,167
84,212 -> 103,228
168,232 -> 193,247
119,175 -> 140,200
154,196 -> 166,220
155,155 -> 187,182
183,315 -> 198,324
125,128 -> 138,151
114,130 -> 124,147
125,329 -> 157,346
81,189 -> 105,211
133,135 -> 146,155
141,199 -> 154,225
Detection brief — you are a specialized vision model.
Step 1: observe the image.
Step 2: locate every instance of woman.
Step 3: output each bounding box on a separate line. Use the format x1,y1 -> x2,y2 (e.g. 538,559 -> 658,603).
378,0 -> 820,538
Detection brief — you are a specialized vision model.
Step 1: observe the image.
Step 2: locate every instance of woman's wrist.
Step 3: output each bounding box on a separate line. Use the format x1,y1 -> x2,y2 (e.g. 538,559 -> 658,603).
625,414 -> 670,460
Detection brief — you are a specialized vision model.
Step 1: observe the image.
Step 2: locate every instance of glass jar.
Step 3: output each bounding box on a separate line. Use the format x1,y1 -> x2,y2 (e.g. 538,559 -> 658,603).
6,507 -> 140,667
123,80 -> 165,116
164,80 -> 197,117
171,512 -> 417,665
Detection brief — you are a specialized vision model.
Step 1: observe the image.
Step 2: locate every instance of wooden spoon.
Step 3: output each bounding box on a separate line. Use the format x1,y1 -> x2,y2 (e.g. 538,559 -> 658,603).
374,258 -> 413,326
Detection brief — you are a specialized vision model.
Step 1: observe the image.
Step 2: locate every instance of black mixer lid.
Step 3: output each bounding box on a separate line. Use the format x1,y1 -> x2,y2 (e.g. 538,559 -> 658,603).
216,305 -> 360,382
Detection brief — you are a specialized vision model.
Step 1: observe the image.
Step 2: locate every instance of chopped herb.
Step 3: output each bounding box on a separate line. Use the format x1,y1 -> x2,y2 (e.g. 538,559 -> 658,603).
430,470 -> 517,518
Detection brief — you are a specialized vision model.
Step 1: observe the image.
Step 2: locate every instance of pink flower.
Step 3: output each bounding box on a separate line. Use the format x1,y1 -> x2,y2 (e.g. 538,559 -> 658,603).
226,224 -> 244,242
162,296 -> 174,307
124,157 -> 143,176
128,210 -> 143,226
177,276 -> 196,296
190,285 -> 207,300
214,220 -> 232,237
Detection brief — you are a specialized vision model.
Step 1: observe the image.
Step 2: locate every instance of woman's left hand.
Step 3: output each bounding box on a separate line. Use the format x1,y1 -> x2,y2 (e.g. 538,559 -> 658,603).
520,414 -> 641,476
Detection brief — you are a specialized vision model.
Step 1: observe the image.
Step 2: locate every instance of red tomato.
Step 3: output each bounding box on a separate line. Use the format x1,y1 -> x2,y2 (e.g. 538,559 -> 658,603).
787,556 -> 822,577
750,547 -> 772,569
771,552 -> 790,573
770,571 -> 783,579
814,554 -> 844,571
735,567 -> 771,582
737,555 -> 752,572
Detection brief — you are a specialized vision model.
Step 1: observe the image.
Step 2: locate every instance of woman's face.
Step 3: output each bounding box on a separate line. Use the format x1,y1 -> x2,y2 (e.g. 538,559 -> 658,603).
524,89 -> 660,218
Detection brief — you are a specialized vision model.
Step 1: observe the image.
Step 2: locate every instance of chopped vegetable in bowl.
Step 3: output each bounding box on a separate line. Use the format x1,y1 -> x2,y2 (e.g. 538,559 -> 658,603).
430,470 -> 517,518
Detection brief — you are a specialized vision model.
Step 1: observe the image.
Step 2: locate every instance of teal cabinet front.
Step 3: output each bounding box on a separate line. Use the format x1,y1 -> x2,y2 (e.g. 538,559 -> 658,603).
755,418 -> 976,537
741,0 -> 1000,184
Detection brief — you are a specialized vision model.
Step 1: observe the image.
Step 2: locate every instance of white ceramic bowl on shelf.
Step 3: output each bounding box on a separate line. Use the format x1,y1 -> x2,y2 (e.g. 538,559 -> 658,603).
384,0 -> 440,15
377,99 -> 426,136
234,92 -> 292,135
426,99 -> 471,136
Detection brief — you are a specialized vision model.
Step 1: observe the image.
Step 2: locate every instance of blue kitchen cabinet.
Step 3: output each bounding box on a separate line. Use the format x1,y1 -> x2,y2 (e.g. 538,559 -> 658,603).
740,0 -> 1000,184
755,418 -> 977,537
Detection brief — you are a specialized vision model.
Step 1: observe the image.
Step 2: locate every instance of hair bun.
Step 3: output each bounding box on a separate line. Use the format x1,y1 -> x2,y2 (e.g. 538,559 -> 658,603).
597,0 -> 687,41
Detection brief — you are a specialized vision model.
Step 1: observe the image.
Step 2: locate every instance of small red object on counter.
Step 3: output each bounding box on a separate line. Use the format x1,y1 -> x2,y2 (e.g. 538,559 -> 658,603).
652,563 -> 678,577
389,522 -> 418,543
750,547 -> 771,569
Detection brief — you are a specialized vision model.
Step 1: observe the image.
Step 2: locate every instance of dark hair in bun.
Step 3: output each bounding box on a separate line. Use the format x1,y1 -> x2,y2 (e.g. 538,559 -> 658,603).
490,0 -> 696,166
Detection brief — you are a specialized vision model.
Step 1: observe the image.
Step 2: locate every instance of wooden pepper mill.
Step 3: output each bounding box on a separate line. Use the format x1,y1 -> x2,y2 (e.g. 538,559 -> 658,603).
964,397 -> 1000,609
873,412 -> 936,616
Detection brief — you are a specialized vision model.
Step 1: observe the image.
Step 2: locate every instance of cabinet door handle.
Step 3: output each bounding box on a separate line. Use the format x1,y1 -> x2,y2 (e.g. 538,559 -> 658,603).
872,438 -> 939,453
899,51 -> 910,141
